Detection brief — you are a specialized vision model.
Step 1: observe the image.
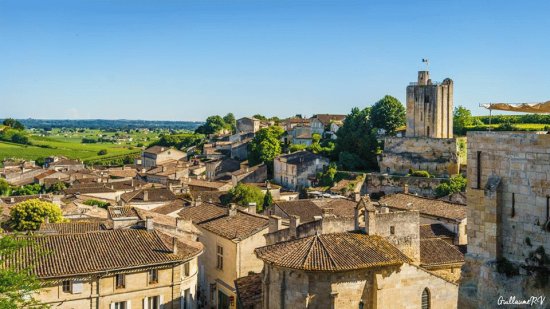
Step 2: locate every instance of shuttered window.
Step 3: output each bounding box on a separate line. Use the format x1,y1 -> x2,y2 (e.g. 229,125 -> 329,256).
421,288 -> 430,309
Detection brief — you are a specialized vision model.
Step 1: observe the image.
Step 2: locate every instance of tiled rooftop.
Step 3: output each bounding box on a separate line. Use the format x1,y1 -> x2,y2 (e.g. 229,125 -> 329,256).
199,211 -> 268,241
379,193 -> 466,221
420,238 -> 464,266
5,229 -> 202,279
255,233 -> 410,271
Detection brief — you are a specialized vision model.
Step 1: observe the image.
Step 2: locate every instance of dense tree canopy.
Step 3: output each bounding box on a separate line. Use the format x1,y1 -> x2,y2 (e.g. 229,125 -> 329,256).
248,126 -> 284,170
226,183 -> 265,212
0,179 -> 10,196
9,199 -> 66,231
335,107 -> 379,171
435,175 -> 467,197
195,114 -> 236,135
2,118 -> 25,130
0,234 -> 44,308
371,95 -> 406,135
153,133 -> 204,149
453,106 -> 480,135
223,113 -> 236,133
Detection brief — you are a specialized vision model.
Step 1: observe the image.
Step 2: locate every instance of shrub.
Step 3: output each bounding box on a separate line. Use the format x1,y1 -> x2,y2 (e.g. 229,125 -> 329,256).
97,149 -> 108,156
410,170 -> 431,178
435,175 -> 467,197
9,199 -> 66,231
82,199 -> 110,209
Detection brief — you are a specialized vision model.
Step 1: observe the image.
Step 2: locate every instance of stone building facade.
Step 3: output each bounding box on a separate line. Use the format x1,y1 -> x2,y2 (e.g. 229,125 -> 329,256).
142,146 -> 187,168
11,229 -> 203,309
459,132 -> 550,308
273,151 -> 329,190
406,71 -> 453,138
236,117 -> 260,134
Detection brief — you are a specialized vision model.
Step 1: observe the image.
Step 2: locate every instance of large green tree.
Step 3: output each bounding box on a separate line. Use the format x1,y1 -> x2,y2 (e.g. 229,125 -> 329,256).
0,234 -> 45,308
335,107 -> 379,171
9,199 -> 66,231
248,126 -> 284,171
223,113 -> 236,133
195,115 -> 227,135
2,118 -> 25,130
453,106 -> 475,136
227,183 -> 265,212
371,95 -> 406,135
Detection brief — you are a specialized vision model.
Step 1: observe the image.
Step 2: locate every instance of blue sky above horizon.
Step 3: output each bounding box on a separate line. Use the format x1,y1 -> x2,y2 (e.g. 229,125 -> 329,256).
1,0 -> 550,121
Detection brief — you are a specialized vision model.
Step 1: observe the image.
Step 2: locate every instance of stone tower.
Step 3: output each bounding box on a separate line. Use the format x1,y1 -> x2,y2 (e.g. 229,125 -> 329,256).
405,71 -> 454,138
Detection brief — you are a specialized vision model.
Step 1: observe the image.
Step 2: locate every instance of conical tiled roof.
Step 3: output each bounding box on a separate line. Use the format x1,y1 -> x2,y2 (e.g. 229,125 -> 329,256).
255,233 -> 410,272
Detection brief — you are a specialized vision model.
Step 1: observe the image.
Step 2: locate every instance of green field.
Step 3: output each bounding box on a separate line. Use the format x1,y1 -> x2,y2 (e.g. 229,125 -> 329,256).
0,128 -> 162,164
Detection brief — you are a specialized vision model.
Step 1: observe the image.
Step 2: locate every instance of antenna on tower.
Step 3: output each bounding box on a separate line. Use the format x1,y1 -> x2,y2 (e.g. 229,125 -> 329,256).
422,58 -> 429,71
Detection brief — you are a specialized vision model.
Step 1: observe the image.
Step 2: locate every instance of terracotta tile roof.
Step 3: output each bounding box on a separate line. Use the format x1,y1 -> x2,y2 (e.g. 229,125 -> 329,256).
178,203 -> 227,224
38,221 -> 104,234
152,199 -> 185,215
187,179 -> 231,190
108,206 -> 139,219
143,145 -> 170,154
235,273 -> 263,308
188,191 -> 230,204
311,114 -> 346,126
120,188 -> 176,203
0,194 -> 53,204
379,193 -> 466,221
419,224 -> 456,239
275,198 -> 356,222
420,238 -> 464,266
199,211 -> 268,241
5,229 -> 202,279
277,151 -> 326,165
275,200 -> 323,222
255,233 -> 410,271
64,185 -> 117,195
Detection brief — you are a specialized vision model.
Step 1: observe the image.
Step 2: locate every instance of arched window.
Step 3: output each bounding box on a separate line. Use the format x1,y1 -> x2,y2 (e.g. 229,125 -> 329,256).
421,288 -> 431,309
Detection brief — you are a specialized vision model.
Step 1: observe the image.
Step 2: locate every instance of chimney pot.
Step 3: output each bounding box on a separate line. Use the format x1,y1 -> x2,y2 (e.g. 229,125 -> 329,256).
290,215 -> 300,238
143,190 -> 149,202
403,184 -> 409,194
228,203 -> 237,217
268,215 -> 283,233
248,202 -> 257,214
172,237 -> 178,254
145,216 -> 154,231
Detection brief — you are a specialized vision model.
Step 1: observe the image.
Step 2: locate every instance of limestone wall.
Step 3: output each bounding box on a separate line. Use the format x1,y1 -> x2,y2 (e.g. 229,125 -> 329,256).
373,211 -> 420,262
460,132 -> 550,308
466,132 -> 550,262
364,172 -> 445,197
262,263 -> 458,309
378,137 -> 460,177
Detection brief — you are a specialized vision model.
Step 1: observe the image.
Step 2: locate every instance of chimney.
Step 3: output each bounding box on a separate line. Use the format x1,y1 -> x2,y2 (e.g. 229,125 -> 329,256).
172,237 -> 178,254
131,179 -> 134,187
290,215 -> 300,238
44,216 -> 49,224
322,208 -> 334,218
10,197 -> 15,203
364,205 -> 376,235
268,215 -> 283,233
354,192 -> 361,202
228,203 -> 237,217
145,216 -> 154,231
248,202 -> 257,214
143,190 -> 149,202
403,184 -> 409,194
380,206 -> 389,214
194,195 -> 202,206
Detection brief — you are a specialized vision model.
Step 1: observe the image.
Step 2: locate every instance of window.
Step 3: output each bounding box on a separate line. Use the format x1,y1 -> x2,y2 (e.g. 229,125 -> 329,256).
511,193 -> 516,217
62,280 -> 71,293
421,288 -> 431,309
476,151 -> 482,189
113,301 -> 127,309
390,226 -> 395,235
148,269 -> 158,284
148,296 -> 160,309
115,274 -> 125,289
216,245 -> 224,270
184,262 -> 190,277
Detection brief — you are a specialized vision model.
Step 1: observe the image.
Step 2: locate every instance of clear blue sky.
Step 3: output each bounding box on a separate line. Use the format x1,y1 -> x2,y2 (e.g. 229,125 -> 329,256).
1,0 -> 549,121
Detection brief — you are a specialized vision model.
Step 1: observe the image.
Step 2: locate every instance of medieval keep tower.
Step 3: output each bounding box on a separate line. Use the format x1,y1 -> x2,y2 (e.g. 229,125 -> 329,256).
406,71 -> 454,138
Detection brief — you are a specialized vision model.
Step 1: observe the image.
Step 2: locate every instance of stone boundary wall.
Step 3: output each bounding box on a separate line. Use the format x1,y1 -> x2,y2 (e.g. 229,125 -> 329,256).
364,172 -> 446,197
378,137 -> 459,177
